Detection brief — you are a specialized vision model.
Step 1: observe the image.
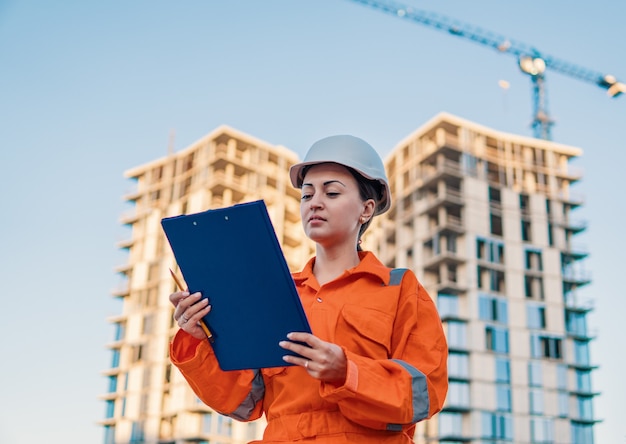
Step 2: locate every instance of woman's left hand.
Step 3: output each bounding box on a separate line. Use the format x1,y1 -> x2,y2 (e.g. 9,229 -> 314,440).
280,332 -> 347,383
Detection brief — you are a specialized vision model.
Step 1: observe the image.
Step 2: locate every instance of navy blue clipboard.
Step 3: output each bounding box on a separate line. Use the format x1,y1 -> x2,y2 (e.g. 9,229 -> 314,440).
161,200 -> 311,371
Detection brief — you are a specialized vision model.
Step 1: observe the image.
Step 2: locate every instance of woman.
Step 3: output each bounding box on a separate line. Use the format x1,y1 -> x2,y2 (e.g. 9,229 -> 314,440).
169,135 -> 448,443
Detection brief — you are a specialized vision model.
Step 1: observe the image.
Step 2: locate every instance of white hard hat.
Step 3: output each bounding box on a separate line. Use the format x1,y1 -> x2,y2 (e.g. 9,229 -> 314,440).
289,135 -> 391,215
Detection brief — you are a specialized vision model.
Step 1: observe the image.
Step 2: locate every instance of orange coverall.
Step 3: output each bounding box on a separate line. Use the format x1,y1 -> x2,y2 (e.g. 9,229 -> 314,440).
170,251 -> 448,443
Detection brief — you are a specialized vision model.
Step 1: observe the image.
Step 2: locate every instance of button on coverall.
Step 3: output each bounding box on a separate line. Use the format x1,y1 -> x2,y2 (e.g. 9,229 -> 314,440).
170,251 -> 448,443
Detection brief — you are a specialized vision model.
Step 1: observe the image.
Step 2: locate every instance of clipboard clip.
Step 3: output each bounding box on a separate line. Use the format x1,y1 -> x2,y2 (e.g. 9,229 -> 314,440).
170,268 -> 215,343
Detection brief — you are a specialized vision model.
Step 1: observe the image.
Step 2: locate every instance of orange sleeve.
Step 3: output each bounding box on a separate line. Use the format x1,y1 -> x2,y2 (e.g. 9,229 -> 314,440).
319,271 -> 448,431
170,329 -> 265,421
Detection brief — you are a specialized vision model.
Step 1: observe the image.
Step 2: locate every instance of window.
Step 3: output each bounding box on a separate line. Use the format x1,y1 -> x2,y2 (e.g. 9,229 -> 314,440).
447,264 -> 458,283
495,358 -> 510,383
217,414 -> 233,436
110,350 -> 120,368
489,186 -> 502,204
521,219 -> 532,242
447,321 -> 468,350
130,344 -> 144,363
490,213 -> 503,236
558,392 -> 569,417
446,233 -> 458,253
202,412 -> 213,433
530,417 -> 554,444
577,396 -> 594,420
525,275 -> 544,299
486,326 -> 509,354
547,222 -> 554,246
104,426 -> 115,444
571,423 -> 594,444
527,304 -> 546,329
448,352 -> 469,379
576,370 -> 592,393
462,153 -> 479,176
529,361 -> 543,387
478,266 -> 506,293
525,249 -> 543,271
479,294 -> 508,324
142,314 -> 154,335
246,421 -> 259,440
130,421 -> 145,443
566,311 -> 588,337
477,237 -> 505,264
520,194 -> 530,214
496,385 -> 511,412
529,389 -> 544,415
556,364 -> 568,390
439,412 -> 463,437
574,340 -> 590,366
448,381 -> 470,408
105,400 -> 115,419
147,262 -> 160,282
108,375 -> 118,393
481,412 -> 513,440
114,322 -> 126,342
438,293 -> 459,319
530,334 -> 562,359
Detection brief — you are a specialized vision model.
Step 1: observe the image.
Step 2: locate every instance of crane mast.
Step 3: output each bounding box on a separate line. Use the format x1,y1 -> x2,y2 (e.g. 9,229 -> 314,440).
349,0 -> 624,140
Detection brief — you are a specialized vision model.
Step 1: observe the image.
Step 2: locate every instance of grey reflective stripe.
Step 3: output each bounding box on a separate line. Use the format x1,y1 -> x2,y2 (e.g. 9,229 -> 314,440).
387,359 -> 430,429
388,268 -> 407,286
229,370 -> 265,421
386,423 -> 403,432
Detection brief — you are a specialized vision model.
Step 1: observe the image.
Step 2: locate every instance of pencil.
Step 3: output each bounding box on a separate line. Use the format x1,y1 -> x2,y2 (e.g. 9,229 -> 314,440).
169,268 -> 214,343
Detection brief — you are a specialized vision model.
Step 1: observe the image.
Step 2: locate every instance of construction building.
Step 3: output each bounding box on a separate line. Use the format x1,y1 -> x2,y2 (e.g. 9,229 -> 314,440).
101,113 -> 596,444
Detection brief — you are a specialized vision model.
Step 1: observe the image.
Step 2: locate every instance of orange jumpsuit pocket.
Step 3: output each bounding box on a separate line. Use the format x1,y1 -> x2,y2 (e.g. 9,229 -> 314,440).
336,304 -> 393,357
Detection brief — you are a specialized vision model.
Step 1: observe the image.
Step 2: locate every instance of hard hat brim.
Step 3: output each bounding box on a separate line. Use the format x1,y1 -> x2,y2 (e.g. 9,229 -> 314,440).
289,160 -> 391,215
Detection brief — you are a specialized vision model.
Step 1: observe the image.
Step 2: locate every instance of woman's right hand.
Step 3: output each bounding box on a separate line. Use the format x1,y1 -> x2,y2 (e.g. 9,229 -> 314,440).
170,291 -> 211,340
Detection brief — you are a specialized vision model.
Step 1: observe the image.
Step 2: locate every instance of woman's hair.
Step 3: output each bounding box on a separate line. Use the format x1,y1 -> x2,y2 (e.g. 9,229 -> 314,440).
301,163 -> 383,251
347,167 -> 383,250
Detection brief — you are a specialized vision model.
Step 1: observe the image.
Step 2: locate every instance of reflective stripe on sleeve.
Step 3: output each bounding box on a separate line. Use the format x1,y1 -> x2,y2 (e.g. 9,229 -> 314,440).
387,359 -> 430,428
229,370 -> 265,421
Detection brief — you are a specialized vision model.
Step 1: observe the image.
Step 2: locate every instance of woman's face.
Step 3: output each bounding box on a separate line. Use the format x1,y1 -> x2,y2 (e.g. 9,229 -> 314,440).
300,163 -> 374,247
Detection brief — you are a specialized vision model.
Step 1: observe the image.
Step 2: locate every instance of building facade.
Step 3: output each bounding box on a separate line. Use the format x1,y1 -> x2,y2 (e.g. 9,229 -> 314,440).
102,113 -> 596,443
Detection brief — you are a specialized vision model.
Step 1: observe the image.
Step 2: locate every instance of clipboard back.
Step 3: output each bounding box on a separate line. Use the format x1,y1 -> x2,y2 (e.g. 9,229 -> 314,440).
161,200 -> 311,370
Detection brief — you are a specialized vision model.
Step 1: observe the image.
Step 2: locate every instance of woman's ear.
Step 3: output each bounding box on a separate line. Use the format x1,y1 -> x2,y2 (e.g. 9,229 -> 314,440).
361,198 -> 375,221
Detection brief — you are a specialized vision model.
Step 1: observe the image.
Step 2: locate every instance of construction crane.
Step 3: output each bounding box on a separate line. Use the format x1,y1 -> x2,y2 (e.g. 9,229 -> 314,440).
348,0 -> 625,140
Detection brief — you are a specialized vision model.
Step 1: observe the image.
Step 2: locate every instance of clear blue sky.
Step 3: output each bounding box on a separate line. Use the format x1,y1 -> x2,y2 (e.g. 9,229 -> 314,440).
1,1 -> 624,443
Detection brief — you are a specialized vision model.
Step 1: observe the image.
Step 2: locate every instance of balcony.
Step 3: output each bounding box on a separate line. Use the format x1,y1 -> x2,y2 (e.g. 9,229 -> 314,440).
554,165 -> 584,183
564,295 -> 594,313
420,189 -> 464,215
123,183 -> 141,202
111,282 -> 130,298
421,159 -> 465,188
562,244 -> 590,261
566,327 -> 597,341
552,217 -> 588,234
570,416 -> 601,425
429,215 -> 465,236
554,190 -> 585,208
429,278 -> 467,296
423,249 -> 466,271
567,359 -> 599,371
116,237 -> 134,250
562,269 -> 592,287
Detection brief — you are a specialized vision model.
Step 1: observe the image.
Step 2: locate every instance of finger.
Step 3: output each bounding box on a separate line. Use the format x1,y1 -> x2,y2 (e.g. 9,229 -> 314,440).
286,332 -> 318,347
188,299 -> 211,322
279,340 -> 315,363
175,293 -> 203,318
281,353 -> 312,368
169,290 -> 190,306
